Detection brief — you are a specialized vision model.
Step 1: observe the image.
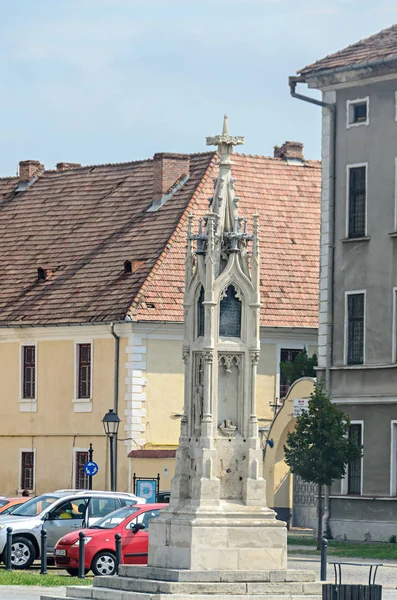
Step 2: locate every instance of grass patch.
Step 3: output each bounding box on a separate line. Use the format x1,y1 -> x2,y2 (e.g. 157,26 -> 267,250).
288,536 -> 397,560
0,569 -> 93,586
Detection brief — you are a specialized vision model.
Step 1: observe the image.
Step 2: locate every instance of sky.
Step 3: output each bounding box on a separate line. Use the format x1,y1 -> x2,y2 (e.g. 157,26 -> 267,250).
0,0 -> 395,176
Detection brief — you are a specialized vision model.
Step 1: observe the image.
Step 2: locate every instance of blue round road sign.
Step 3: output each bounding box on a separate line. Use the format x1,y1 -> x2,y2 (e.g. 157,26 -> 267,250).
84,461 -> 99,476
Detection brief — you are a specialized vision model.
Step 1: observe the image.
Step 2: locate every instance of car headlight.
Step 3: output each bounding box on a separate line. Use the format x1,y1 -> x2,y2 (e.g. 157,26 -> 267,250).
72,537 -> 92,547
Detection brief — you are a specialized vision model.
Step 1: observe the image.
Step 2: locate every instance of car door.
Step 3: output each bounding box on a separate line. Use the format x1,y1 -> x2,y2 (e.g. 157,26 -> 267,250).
123,509 -> 161,565
86,496 -> 119,526
44,498 -> 89,552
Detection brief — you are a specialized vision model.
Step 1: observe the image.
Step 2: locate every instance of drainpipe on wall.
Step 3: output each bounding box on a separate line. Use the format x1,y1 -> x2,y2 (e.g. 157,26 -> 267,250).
110,323 -> 120,491
289,76 -> 337,538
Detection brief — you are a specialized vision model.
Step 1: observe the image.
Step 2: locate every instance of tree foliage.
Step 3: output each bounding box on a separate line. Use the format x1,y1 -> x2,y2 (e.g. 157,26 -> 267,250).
284,383 -> 362,486
280,347 -> 317,388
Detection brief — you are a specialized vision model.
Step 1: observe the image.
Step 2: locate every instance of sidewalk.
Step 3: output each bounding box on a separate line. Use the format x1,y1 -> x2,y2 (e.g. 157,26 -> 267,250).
0,586 -> 65,600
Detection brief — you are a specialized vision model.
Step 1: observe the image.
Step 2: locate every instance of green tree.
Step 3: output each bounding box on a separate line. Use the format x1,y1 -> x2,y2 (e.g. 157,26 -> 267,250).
284,383 -> 362,548
280,347 -> 317,389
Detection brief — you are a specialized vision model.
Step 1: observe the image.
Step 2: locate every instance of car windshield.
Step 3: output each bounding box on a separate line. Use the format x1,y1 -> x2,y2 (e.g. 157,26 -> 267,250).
11,494 -> 61,516
89,505 -> 141,529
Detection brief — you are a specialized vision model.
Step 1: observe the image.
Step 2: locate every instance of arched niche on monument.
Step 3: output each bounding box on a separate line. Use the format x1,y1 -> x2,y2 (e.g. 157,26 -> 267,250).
219,285 -> 242,338
196,285 -> 205,338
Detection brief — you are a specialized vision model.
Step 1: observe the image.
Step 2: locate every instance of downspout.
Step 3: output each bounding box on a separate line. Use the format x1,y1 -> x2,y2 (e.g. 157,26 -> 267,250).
110,323 -> 120,490
289,76 -> 337,538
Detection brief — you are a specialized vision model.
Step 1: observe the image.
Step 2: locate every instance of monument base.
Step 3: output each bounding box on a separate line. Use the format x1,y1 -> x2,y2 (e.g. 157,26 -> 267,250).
148,500 -> 287,571
41,565 -> 323,600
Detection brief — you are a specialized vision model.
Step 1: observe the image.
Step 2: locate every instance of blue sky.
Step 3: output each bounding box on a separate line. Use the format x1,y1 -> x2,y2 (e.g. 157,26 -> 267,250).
0,1 -> 395,175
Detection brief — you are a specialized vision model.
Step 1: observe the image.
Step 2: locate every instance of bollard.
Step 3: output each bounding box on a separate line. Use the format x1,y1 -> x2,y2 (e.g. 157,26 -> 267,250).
40,529 -> 48,575
78,531 -> 86,579
321,537 -> 328,581
5,527 -> 13,571
115,533 -> 122,574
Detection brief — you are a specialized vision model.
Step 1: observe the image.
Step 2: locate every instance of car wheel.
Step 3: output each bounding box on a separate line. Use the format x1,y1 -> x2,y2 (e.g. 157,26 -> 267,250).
91,551 -> 117,576
11,537 -> 36,569
66,567 -> 89,576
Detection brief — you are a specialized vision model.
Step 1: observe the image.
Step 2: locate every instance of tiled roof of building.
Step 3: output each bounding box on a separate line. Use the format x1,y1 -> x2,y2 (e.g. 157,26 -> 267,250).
128,449 -> 176,458
299,24 -> 397,77
0,151 -> 320,329
132,155 -> 321,329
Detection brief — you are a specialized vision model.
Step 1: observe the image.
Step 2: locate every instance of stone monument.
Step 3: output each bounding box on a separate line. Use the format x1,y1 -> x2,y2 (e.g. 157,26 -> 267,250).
42,118 -> 321,600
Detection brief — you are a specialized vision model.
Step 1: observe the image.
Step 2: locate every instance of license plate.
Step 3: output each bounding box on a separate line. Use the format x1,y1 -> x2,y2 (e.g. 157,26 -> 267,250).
55,549 -> 67,556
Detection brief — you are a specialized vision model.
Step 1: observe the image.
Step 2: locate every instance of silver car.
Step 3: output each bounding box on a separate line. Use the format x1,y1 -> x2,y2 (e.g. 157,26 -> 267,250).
0,490 -> 145,569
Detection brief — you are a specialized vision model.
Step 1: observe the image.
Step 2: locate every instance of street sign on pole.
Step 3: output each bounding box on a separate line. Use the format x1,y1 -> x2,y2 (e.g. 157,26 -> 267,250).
293,398 -> 309,417
84,461 -> 99,477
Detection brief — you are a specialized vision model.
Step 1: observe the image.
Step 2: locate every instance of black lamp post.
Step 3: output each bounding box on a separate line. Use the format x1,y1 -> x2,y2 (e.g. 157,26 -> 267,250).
102,408 -> 120,492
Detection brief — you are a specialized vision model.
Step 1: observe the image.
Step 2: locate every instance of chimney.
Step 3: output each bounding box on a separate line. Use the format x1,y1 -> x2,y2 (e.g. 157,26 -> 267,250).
153,153 -> 190,201
56,162 -> 82,171
274,141 -> 304,162
19,160 -> 44,183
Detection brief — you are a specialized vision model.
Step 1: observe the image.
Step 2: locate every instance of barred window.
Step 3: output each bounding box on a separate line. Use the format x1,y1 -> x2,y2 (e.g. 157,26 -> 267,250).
348,166 -> 366,238
197,286 -> 205,338
23,346 -> 36,399
21,451 -> 34,490
78,344 -> 91,398
348,424 -> 362,494
347,293 -> 365,365
75,451 -> 89,489
219,285 -> 241,338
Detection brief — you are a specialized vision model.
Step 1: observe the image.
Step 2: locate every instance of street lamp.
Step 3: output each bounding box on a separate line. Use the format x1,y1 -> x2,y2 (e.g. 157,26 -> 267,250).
102,409 -> 120,491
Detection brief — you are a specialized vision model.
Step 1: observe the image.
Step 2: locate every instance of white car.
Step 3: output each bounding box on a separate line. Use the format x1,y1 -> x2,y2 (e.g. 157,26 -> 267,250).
0,490 -> 145,569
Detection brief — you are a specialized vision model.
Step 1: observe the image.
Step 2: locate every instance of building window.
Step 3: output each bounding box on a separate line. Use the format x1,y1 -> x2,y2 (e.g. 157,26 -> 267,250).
22,346 -> 36,399
219,285 -> 241,338
75,451 -> 89,489
78,344 -> 91,399
348,424 -> 362,494
197,286 -> 205,338
21,451 -> 34,490
346,97 -> 369,128
347,293 -> 365,365
348,166 -> 366,238
279,348 -> 301,400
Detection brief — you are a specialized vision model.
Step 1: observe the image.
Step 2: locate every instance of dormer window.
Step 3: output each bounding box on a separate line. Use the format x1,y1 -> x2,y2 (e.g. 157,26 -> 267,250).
347,98 -> 369,128
197,286 -> 205,338
219,285 -> 241,338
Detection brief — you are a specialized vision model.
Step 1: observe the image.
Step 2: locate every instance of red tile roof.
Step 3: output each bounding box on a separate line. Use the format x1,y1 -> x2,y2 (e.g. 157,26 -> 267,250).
0,152 -> 320,329
299,24 -> 397,77
132,155 -> 321,329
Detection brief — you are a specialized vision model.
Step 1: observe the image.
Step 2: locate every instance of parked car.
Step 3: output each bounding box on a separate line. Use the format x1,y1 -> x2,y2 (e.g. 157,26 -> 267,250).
54,503 -> 167,576
0,497 -> 30,515
0,490 -> 145,569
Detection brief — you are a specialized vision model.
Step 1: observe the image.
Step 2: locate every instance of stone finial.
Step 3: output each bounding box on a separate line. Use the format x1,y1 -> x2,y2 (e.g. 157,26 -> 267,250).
206,116 -> 244,167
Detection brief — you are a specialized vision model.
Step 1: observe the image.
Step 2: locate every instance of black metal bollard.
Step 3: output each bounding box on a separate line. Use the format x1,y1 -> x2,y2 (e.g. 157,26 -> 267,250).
321,537 -> 328,581
40,529 -> 48,575
78,531 -> 86,579
5,527 -> 13,571
115,533 -> 122,574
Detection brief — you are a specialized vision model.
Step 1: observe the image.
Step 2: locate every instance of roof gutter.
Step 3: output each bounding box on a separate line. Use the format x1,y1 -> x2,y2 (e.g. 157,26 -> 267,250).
289,74 -> 337,541
110,322 -> 120,490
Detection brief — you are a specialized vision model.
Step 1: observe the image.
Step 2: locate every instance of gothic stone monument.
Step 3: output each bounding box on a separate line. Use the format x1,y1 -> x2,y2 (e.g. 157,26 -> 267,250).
41,118 -> 321,600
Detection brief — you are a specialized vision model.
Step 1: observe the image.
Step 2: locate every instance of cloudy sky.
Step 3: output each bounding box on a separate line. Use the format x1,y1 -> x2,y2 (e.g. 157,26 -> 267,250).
0,1 -> 394,175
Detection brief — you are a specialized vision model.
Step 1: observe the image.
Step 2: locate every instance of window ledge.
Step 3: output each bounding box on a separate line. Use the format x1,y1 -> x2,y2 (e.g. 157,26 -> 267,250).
72,397 -> 92,403
330,495 -> 396,501
19,400 -> 37,413
73,399 -> 92,413
388,232 -> 397,238
341,236 -> 370,243
330,363 -> 397,370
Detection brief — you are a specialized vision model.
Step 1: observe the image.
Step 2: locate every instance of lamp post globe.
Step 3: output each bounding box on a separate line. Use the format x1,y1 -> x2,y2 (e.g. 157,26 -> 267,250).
102,409 -> 120,491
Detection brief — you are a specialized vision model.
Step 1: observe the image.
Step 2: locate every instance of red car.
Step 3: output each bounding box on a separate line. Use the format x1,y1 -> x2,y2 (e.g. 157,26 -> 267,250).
54,503 -> 167,576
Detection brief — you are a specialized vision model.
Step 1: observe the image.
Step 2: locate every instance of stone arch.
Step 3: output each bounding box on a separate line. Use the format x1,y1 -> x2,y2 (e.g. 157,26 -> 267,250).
262,377 -> 315,526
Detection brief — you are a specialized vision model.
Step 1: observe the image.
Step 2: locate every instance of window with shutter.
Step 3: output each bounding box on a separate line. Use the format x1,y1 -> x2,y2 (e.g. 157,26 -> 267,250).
348,424 -> 362,494
21,451 -> 34,490
347,293 -> 365,365
75,451 -> 89,489
23,346 -> 36,399
279,348 -> 301,401
348,166 -> 366,238
78,344 -> 91,399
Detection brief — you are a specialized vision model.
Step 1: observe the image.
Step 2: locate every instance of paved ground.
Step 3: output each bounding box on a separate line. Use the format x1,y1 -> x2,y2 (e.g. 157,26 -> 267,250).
1,555 -> 396,599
